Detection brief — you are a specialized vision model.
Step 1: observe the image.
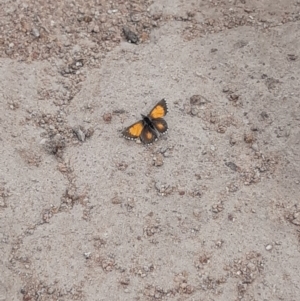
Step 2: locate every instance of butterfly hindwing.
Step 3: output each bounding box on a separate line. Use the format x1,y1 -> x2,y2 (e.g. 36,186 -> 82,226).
122,120 -> 144,140
151,118 -> 168,134
148,98 -> 168,119
140,125 -> 158,144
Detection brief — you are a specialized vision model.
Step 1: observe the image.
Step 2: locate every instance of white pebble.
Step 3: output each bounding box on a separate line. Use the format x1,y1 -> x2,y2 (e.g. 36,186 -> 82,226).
265,244 -> 272,251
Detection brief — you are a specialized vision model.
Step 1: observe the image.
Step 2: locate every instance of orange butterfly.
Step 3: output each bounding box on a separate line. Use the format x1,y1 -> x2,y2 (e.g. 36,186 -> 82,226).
122,99 -> 168,144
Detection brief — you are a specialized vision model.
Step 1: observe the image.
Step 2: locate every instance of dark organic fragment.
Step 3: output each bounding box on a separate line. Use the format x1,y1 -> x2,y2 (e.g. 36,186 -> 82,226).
225,162 -> 239,171
287,54 -> 297,61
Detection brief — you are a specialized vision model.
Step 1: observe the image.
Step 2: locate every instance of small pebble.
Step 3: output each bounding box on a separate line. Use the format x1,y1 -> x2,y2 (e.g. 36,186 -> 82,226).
103,113 -> 112,123
84,252 -> 91,259
31,27 -> 40,38
73,127 -> 85,142
191,107 -> 199,116
153,153 -> 164,166
100,16 -> 107,23
123,27 -> 139,44
130,13 -> 141,22
93,25 -> 100,33
251,143 -> 259,151
291,212 -> 300,225
244,133 -> 254,143
193,209 -> 201,217
111,196 -> 122,204
265,244 -> 272,251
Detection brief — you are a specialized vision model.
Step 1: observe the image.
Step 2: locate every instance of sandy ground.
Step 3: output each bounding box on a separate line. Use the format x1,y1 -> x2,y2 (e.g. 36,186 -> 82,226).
1,0 -> 300,300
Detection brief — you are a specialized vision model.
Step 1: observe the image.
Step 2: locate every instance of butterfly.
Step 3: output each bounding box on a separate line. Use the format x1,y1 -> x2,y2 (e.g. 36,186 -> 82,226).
122,98 -> 168,144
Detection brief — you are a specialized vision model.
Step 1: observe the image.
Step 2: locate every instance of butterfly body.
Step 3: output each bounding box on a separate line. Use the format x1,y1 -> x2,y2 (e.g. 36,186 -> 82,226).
122,99 -> 168,144
141,114 -> 156,131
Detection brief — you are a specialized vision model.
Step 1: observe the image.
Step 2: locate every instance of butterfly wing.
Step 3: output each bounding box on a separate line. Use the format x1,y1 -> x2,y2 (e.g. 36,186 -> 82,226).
148,99 -> 168,119
140,125 -> 158,144
151,118 -> 168,134
122,120 -> 144,140
123,99 -> 168,144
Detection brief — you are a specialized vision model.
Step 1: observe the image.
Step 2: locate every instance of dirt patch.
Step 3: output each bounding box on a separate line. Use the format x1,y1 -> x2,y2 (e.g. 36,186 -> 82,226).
1,0 -> 300,300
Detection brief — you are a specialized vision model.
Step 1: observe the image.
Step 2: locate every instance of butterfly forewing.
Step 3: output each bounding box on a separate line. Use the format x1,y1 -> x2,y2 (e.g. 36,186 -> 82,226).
148,98 -> 168,119
122,120 -> 144,140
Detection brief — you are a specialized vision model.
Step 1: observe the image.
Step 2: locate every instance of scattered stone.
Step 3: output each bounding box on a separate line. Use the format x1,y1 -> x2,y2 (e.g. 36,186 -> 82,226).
111,196 -> 122,204
82,15 -> 93,23
229,94 -> 239,102
123,27 -> 139,44
47,287 -> 55,295
225,162 -> 239,171
113,109 -> 125,114
287,54 -> 297,61
251,143 -> 259,151
228,213 -> 235,221
73,126 -> 86,142
107,9 -> 118,14
191,190 -> 202,198
183,104 -> 192,115
116,162 -> 128,171
193,209 -> 201,217
234,40 -> 248,48
61,59 -> 84,75
265,77 -> 280,90
130,13 -> 141,22
92,25 -> 100,33
58,163 -> 68,173
291,212 -> 300,225
85,127 -> 95,138
227,182 -> 239,192
244,132 -> 255,144
260,111 -> 269,119
100,258 -> 115,272
217,125 -> 227,133
103,113 -> 112,123
153,153 -> 164,167
190,94 -> 208,106
99,15 -> 107,23
84,252 -> 91,259
191,107 -> 199,116
212,203 -> 224,213
265,244 -> 273,251
275,126 -> 290,138
215,240 -> 224,248
120,278 -> 130,286
178,188 -> 185,196
31,27 -> 40,38
20,19 -> 31,32
229,135 -> 237,145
